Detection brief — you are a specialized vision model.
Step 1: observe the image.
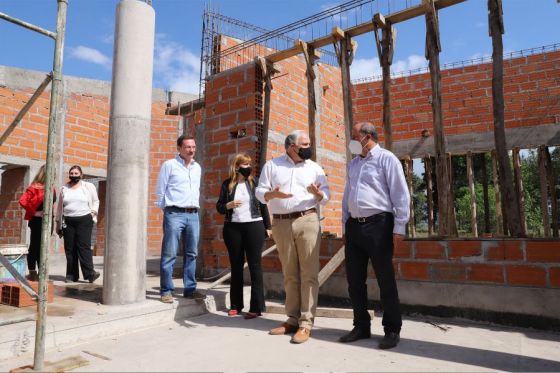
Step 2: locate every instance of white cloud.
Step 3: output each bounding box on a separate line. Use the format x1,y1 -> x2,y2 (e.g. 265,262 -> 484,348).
153,34 -> 200,94
350,57 -> 382,80
469,52 -> 491,60
351,54 -> 427,80
392,54 -> 427,72
69,46 -> 111,69
320,3 -> 349,22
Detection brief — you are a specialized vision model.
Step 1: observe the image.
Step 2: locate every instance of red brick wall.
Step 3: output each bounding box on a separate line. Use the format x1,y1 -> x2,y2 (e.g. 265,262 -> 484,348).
199,36 -> 347,274
300,237 -> 560,289
0,81 -> 179,255
198,39 -> 560,293
201,63 -> 259,271
0,167 -> 26,245
353,50 -> 560,142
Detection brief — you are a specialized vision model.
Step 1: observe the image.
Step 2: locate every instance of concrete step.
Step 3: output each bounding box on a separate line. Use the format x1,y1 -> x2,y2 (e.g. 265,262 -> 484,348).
0,287 -> 223,362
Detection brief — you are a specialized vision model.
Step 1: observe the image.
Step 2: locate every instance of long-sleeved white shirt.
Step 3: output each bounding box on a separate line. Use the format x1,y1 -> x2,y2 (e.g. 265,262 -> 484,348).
255,154 -> 330,214
342,145 -> 410,235
156,155 -> 201,209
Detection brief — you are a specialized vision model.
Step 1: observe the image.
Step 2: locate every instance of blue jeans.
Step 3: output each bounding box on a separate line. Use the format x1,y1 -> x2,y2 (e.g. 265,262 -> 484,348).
160,210 -> 200,296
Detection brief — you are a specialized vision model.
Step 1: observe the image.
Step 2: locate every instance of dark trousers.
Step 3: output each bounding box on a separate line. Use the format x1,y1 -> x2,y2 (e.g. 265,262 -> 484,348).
345,212 -> 402,334
223,221 -> 266,313
27,217 -> 42,271
63,214 -> 95,281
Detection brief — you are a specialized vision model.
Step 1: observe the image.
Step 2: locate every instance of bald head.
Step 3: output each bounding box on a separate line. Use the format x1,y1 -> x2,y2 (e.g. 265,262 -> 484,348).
352,122 -> 378,142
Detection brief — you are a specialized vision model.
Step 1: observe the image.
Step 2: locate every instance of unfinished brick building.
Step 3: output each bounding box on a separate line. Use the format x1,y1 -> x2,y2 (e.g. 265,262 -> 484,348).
1,1 -> 559,327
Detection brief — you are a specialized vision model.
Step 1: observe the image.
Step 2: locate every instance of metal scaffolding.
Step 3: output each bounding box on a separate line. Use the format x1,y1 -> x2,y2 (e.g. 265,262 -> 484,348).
0,1 -> 68,370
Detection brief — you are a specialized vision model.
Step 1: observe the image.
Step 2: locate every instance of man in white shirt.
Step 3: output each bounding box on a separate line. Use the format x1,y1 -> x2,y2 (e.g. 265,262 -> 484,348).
156,135 -> 204,303
339,122 -> 410,350
256,130 -> 330,344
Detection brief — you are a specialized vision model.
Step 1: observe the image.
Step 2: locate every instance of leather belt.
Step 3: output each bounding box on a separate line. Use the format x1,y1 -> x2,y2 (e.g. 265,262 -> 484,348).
349,212 -> 391,224
166,206 -> 199,213
273,208 -> 316,220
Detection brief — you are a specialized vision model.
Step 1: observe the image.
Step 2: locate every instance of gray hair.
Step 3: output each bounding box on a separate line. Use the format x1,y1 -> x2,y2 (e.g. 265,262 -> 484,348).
284,130 -> 304,150
358,122 -> 378,142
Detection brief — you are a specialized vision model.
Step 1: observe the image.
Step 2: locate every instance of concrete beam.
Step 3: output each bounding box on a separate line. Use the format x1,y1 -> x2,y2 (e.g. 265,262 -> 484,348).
0,65 -> 196,103
391,123 -> 560,158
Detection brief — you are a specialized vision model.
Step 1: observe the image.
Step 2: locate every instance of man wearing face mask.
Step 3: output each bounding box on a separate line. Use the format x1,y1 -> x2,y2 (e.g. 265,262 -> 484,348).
156,135 -> 204,303
339,122 -> 410,349
256,130 -> 330,344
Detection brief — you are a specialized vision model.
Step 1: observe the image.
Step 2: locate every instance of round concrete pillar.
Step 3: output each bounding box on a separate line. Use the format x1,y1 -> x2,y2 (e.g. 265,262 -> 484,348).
103,0 -> 155,305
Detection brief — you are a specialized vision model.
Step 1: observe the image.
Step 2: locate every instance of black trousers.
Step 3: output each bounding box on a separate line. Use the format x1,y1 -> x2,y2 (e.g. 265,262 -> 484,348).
27,217 -> 42,271
223,221 -> 266,313
345,212 -> 402,334
63,214 -> 95,281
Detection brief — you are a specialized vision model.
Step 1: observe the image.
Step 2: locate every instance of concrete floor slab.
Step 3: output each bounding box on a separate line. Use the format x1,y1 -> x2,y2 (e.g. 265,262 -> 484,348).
1,311 -> 559,372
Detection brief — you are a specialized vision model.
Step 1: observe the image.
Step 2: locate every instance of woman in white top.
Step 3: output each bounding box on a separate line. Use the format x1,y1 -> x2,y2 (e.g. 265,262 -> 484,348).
56,165 -> 100,283
216,153 -> 271,319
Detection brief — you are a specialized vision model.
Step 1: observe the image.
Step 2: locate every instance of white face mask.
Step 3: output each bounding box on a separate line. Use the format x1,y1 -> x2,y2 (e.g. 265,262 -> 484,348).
348,136 -> 367,155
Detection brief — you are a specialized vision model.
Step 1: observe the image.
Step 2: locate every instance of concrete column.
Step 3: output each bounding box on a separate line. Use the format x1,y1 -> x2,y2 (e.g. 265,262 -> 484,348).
103,0 -> 155,305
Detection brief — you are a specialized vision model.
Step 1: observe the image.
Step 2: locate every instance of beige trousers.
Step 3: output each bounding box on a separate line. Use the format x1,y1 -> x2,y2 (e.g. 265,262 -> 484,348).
271,212 -> 321,330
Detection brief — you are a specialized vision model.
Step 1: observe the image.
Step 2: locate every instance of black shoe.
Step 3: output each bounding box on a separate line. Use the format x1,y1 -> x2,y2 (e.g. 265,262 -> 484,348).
184,290 -> 206,299
339,327 -> 371,343
379,332 -> 400,349
88,272 -> 101,283
27,270 -> 38,282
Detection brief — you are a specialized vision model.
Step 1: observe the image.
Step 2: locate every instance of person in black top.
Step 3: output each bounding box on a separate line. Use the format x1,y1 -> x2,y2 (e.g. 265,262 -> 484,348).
216,153 -> 271,319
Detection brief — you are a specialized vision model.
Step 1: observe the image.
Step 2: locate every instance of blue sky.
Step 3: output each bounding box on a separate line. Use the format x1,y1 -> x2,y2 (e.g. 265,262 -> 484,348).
1,0 -> 559,95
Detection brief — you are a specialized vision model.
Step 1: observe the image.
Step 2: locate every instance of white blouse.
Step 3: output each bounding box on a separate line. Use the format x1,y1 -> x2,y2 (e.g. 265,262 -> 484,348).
231,183 -> 263,223
63,186 -> 91,217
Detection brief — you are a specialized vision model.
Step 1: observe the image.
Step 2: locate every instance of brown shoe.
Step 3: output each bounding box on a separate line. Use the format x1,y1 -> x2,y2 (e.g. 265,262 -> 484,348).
269,322 -> 299,335
291,327 -> 311,344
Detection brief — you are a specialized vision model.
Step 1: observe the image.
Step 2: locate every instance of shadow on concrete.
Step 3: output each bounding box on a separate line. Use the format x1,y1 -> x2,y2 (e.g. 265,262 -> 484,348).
183,311 -> 560,372
54,283 -> 102,304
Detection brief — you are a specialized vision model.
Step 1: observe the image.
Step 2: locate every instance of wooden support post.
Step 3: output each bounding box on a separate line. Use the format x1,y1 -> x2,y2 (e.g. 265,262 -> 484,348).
334,28 -> 356,165
447,152 -> 457,224
491,150 -> 504,236
488,0 -> 523,237
424,0 -> 456,237
424,155 -> 434,236
256,57 -> 278,173
538,146 -> 550,237
373,14 -> 396,151
467,151 -> 478,237
544,147 -> 559,237
480,153 -> 491,234
318,246 -> 345,287
404,157 -> 416,237
512,147 -> 526,236
299,40 -> 321,162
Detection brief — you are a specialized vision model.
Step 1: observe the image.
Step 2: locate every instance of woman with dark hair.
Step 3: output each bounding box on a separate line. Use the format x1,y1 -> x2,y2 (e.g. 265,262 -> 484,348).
56,165 -> 100,283
19,164 -> 55,281
216,153 -> 271,319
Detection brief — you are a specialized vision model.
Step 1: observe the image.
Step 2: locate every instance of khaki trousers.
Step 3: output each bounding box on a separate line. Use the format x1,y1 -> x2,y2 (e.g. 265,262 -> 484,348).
271,212 -> 321,330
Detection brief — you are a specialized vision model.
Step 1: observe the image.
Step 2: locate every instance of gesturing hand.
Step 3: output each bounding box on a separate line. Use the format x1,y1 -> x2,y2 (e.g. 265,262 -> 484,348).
265,186 -> 293,201
307,182 -> 323,200
226,200 -> 243,209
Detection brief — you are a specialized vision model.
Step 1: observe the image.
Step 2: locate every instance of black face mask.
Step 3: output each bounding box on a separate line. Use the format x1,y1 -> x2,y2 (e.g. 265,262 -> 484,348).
298,147 -> 312,160
238,167 -> 252,178
69,176 -> 81,183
